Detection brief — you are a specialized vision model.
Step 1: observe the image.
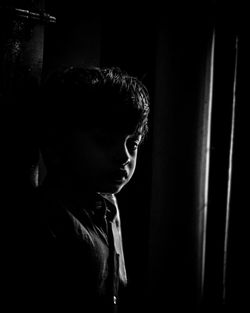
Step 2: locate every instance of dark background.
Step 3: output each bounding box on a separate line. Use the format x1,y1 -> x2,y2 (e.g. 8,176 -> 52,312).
1,1 -> 247,312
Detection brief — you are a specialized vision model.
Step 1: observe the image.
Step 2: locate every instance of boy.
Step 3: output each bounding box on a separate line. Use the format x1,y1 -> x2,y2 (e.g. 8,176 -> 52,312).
31,66 -> 150,312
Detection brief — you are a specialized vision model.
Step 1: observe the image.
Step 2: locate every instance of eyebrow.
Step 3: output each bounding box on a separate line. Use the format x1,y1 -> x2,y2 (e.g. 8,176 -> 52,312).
128,133 -> 142,143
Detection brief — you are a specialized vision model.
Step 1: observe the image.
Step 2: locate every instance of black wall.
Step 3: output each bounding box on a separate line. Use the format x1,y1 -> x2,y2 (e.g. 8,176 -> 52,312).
1,1 -> 246,312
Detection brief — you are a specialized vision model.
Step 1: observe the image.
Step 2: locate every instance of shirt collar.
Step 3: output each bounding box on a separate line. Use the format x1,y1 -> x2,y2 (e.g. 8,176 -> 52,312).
95,193 -> 117,222
38,180 -> 118,222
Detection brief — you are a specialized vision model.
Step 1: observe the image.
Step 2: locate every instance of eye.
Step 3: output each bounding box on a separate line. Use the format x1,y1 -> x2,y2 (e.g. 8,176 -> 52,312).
127,138 -> 140,152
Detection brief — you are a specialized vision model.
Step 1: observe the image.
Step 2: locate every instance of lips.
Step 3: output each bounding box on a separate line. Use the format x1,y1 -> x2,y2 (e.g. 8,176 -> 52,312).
110,168 -> 128,181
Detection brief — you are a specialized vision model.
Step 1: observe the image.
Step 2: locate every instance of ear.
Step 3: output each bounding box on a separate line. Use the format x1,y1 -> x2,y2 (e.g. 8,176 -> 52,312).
30,151 -> 47,187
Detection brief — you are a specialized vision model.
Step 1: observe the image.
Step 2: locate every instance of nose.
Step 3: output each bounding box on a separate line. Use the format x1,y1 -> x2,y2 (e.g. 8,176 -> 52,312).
114,142 -> 131,166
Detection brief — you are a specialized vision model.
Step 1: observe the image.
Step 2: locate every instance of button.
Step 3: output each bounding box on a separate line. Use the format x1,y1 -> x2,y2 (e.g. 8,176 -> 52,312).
113,296 -> 117,304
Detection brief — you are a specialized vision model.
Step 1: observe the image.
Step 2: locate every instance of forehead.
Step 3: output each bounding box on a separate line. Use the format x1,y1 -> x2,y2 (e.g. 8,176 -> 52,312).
92,125 -> 142,139
86,91 -> 141,129
81,106 -> 141,136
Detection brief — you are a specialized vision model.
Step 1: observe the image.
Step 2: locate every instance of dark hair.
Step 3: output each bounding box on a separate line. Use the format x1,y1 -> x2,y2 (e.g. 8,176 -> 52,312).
38,66 -> 150,145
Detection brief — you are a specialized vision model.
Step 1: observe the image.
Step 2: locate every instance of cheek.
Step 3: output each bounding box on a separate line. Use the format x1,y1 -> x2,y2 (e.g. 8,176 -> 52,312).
67,139 -> 103,178
127,156 -> 137,178
77,149 -> 107,176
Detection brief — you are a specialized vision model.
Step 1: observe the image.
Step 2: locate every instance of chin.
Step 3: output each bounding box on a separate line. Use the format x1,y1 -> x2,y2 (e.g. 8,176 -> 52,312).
99,182 -> 127,195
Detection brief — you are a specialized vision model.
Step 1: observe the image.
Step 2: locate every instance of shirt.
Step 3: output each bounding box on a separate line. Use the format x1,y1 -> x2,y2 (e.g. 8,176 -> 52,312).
32,185 -> 127,313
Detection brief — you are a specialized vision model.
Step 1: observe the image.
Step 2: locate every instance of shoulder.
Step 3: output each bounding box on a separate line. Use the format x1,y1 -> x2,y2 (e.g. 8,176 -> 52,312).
33,187 -> 92,243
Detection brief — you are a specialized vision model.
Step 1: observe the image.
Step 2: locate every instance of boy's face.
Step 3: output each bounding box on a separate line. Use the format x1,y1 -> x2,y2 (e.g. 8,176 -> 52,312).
61,127 -> 142,194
